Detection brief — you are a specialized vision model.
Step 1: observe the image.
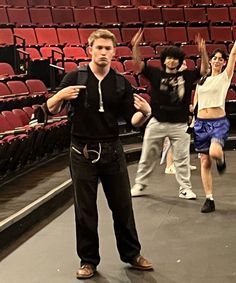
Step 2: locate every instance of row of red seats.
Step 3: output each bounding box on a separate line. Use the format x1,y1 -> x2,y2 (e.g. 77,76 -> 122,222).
0,104 -> 70,177
0,76 -> 48,110
0,0 -> 235,8
2,26 -> 236,49
2,5 -> 236,28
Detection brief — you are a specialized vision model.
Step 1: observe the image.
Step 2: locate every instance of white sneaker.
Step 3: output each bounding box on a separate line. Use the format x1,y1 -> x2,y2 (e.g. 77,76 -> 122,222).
179,188 -> 197,200
190,165 -> 197,170
131,184 -> 146,197
165,164 -> 176,174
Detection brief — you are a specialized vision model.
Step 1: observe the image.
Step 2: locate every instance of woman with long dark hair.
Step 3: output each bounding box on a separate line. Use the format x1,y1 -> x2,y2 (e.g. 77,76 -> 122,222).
194,44 -> 236,213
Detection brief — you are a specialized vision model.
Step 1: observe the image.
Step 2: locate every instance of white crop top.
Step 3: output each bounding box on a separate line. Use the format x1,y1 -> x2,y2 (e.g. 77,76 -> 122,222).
196,70 -> 232,111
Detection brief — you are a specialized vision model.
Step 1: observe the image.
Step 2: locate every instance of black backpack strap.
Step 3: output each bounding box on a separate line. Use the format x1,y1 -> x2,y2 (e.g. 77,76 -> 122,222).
114,69 -> 126,96
76,65 -> 88,86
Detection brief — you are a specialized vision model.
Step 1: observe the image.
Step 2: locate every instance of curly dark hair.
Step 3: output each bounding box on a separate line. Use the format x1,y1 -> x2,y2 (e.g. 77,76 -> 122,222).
160,46 -> 185,70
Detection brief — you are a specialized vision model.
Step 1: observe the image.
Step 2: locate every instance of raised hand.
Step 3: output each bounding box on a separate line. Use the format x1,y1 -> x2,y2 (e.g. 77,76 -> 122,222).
131,28 -> 143,48
133,93 -> 151,115
195,33 -> 206,53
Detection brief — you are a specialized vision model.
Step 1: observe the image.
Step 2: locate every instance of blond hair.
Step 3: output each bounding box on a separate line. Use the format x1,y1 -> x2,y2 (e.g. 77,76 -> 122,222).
88,29 -> 117,47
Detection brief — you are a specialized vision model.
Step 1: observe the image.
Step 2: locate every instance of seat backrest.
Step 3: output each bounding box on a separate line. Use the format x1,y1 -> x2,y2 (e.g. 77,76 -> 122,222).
50,0 -> 72,6
210,26 -> 233,42
117,7 -> 140,24
57,28 -> 80,45
2,110 -> 23,128
63,46 -> 87,59
181,44 -> 199,58
143,27 -> 166,45
139,7 -> 162,24
206,43 -> 228,55
0,114 -> 12,132
23,106 -> 34,119
172,0 -> 192,6
13,28 -> 38,45
162,7 -> 185,23
147,58 -> 162,68
6,0 -> 28,7
29,7 -> 53,25
51,7 -> 75,25
71,0 -> 91,7
115,46 -> 132,59
230,6 -> 236,23
192,0 -> 213,5
0,28 -> 14,45
207,7 -> 230,23
184,7 -> 207,23
0,62 -> 15,76
165,26 -> 188,44
24,47 -> 42,60
35,27 -> 59,45
110,0 -> 131,5
28,0 -> 50,6
12,108 -> 30,125
25,79 -> 48,95
121,27 -> 140,43
0,82 -> 11,96
131,0 -> 151,6
95,7 -> 118,24
138,46 -> 156,59
40,46 -> 63,60
7,7 -> 31,26
57,61 -> 78,73
73,7 -> 96,25
78,28 -> 97,45
7,80 -> 29,95
0,7 -> 9,25
187,26 -> 210,42
213,0 -> 233,6
123,59 -> 141,74
123,73 -> 138,87
90,0 -> 111,6
151,0 -> 172,6
226,88 -> 236,101
111,60 -> 124,73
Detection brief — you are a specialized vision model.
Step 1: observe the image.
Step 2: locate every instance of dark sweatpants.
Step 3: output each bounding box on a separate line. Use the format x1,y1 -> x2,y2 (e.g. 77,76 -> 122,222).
69,139 -> 141,267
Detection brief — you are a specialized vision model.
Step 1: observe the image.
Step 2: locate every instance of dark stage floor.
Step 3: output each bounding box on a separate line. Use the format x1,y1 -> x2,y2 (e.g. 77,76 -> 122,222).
1,151 -> 236,283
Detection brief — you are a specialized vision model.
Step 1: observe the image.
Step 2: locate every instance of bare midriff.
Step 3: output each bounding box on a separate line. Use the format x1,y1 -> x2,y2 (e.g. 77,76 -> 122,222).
198,107 -> 225,119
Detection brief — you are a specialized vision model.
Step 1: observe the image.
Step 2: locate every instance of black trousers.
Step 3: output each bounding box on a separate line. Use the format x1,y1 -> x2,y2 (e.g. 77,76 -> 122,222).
69,139 -> 141,267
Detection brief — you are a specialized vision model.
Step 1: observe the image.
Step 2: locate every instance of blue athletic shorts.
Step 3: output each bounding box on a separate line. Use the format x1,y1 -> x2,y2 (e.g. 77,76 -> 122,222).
194,116 -> 230,153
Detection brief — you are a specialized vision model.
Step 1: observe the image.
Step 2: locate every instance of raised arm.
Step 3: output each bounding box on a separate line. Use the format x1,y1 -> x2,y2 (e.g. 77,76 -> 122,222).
131,28 -> 145,73
196,34 -> 209,75
226,41 -> 236,79
46,85 -> 86,114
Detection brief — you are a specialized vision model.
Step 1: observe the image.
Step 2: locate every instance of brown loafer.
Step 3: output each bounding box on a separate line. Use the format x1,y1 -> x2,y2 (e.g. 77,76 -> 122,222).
130,255 -> 153,270
76,264 -> 96,279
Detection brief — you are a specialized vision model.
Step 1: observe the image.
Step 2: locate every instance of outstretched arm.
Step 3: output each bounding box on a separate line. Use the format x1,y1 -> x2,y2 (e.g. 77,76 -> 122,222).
47,85 -> 86,114
196,34 -> 209,75
131,28 -> 145,73
226,41 -> 236,79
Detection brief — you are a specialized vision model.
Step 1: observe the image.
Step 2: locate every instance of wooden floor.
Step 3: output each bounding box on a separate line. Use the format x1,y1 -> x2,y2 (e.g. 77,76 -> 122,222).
1,150 -> 236,283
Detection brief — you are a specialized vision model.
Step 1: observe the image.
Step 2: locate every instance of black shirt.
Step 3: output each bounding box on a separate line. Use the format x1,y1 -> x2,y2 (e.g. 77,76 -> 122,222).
142,66 -> 201,123
58,66 -> 136,143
